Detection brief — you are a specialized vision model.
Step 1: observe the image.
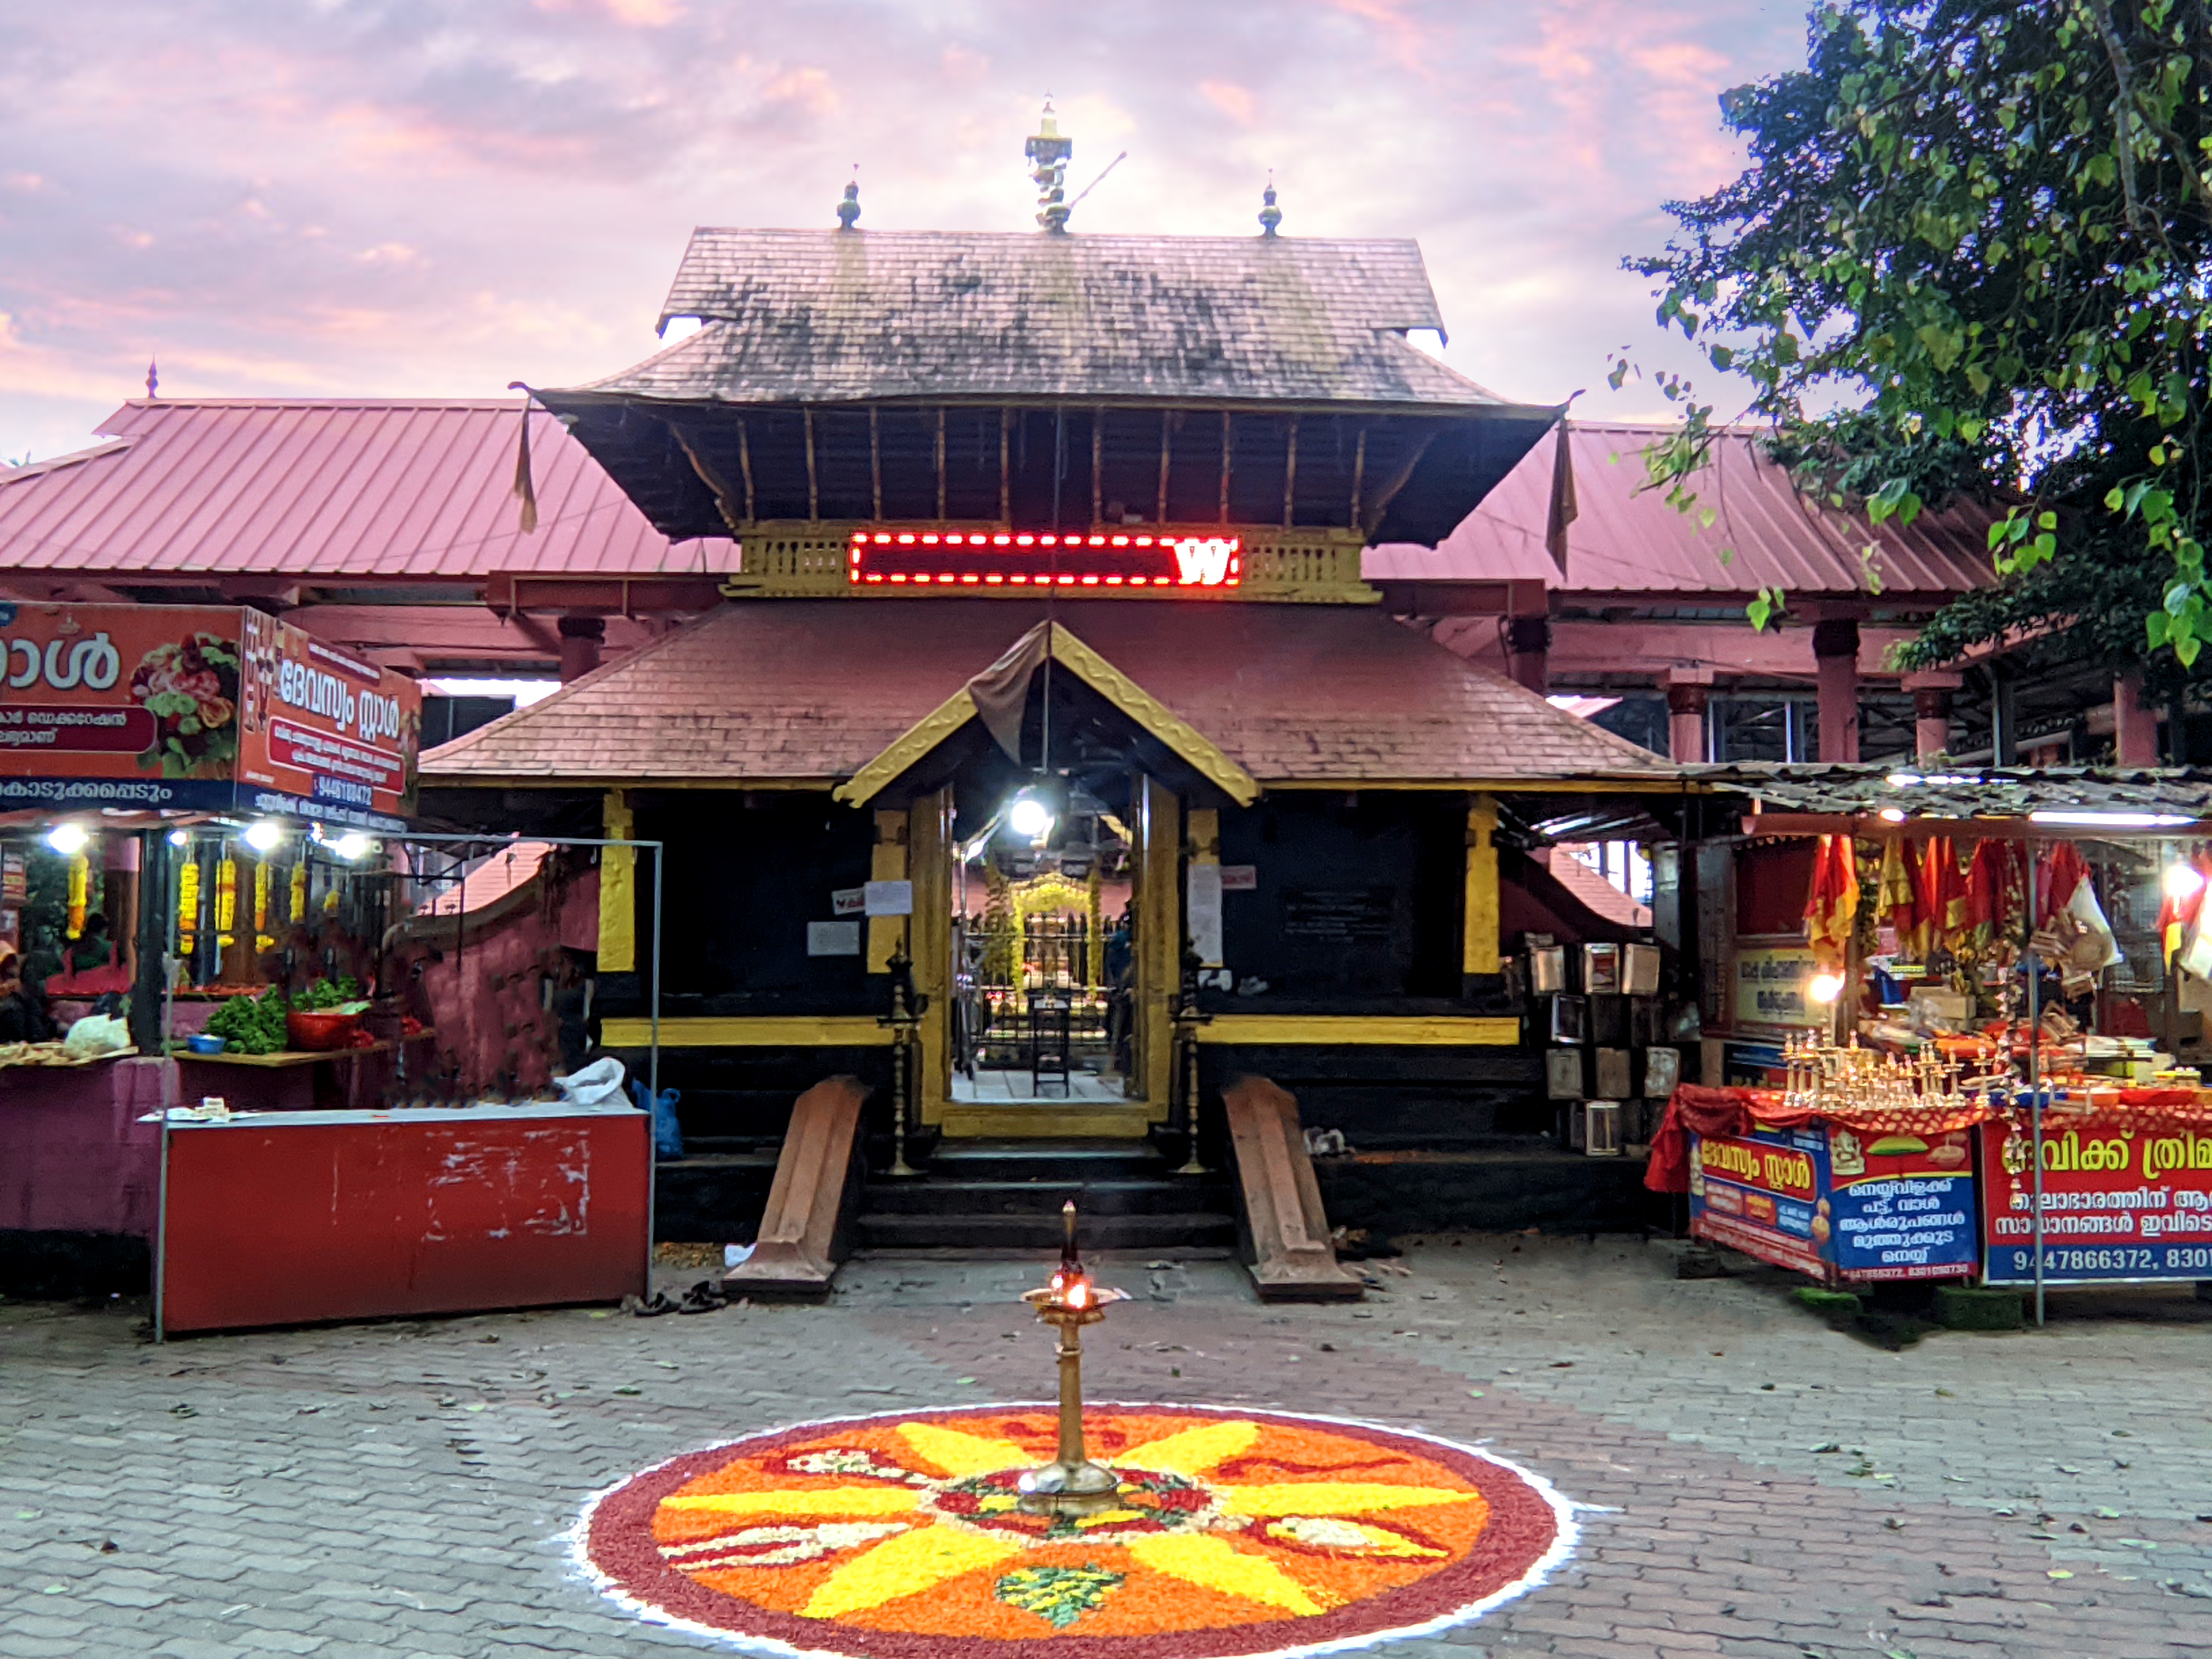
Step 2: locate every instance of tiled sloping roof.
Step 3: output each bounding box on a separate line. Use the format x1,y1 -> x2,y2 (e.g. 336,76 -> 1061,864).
422,600 -> 1675,786
1364,421 -> 1999,601
570,230 -> 1509,409
0,398 -> 736,581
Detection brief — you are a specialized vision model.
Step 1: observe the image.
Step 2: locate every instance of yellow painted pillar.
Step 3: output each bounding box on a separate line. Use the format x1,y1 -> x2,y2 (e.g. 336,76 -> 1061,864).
1134,773 -> 1181,1114
907,787 -> 954,1124
1462,793 -> 1500,976
866,808 -> 909,974
600,790 -> 636,972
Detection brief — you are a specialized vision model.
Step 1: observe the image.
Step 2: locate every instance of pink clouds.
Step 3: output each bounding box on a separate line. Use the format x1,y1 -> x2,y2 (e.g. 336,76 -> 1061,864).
0,0 -> 1810,464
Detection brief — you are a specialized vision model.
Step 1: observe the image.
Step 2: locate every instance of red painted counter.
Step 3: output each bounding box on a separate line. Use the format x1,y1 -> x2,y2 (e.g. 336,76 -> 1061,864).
155,1102 -> 649,1336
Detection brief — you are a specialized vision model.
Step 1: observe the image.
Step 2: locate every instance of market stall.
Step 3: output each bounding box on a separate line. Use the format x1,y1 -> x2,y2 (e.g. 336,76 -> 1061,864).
1,599 -> 672,1326
1657,764 -> 2212,1315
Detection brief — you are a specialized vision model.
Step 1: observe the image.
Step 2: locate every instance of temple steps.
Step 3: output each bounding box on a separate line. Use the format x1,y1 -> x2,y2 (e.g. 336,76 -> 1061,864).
855,1138 -> 1237,1252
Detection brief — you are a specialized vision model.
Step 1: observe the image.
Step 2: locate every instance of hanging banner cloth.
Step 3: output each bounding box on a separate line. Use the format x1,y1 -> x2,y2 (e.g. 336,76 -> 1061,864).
1645,1083 -> 1996,1194
1802,834 -> 1859,969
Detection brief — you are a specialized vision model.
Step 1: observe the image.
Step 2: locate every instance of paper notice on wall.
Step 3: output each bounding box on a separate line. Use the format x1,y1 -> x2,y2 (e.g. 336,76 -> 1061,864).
1187,863 -> 1224,968
863,880 -> 914,917
830,886 -> 865,917
1219,865 -> 1257,892
807,920 -> 862,957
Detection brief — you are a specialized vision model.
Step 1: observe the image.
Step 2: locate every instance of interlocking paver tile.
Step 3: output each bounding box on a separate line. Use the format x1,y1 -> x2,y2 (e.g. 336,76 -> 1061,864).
5,1235 -> 2209,1658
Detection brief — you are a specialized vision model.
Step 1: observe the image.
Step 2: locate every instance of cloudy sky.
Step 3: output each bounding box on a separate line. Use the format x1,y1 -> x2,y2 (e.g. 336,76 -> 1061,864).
0,0 -> 1812,463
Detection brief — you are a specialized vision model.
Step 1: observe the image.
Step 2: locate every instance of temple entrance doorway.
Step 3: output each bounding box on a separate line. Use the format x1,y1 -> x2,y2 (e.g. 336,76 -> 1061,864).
949,787 -> 1134,1105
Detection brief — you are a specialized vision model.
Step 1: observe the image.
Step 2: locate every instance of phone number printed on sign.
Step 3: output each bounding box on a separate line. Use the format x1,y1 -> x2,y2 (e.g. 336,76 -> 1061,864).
1978,1118 -> 2212,1284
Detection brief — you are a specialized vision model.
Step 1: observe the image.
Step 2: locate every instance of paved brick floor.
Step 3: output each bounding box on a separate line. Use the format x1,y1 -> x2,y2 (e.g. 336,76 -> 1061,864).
3,1235 -> 2209,1659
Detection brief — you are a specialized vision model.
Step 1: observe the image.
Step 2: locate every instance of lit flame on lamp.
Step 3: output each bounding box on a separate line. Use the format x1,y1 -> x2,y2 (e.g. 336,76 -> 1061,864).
1017,1202 -> 1128,1514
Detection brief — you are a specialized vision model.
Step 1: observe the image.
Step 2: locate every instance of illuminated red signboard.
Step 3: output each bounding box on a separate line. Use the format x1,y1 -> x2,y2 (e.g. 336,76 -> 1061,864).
848,529 -> 1242,590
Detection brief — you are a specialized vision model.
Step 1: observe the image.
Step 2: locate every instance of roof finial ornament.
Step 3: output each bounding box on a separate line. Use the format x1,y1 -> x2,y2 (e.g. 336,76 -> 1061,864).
145,358 -> 159,399
836,169 -> 861,231
1026,98 -> 1073,234
1258,173 -> 1282,239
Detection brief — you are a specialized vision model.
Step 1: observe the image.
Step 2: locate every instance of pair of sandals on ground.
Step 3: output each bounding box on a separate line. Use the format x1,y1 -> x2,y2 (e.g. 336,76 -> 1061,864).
621,1279 -> 727,1316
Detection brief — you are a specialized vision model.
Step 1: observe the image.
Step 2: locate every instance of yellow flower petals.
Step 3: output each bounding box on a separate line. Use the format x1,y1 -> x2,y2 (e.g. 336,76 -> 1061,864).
801,1523 -> 1022,1619
896,1422 -> 1033,1478
1218,1482 -> 1486,1519
1124,1534 -> 1326,1616
1112,1420 -> 1260,1478
661,1487 -> 924,1520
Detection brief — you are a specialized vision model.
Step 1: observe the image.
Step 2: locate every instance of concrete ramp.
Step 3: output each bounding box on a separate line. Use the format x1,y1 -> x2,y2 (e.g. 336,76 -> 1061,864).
722,1076 -> 870,1301
1221,1076 -> 1363,1302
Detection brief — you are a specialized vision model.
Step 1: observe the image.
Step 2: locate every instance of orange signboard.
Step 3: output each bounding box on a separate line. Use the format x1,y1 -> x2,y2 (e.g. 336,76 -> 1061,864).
0,602 -> 244,811
0,601 -> 419,827
235,613 -> 421,828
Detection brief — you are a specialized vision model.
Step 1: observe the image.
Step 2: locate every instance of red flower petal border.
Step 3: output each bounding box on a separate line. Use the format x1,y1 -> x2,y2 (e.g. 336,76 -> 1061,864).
569,1403 -> 1579,1659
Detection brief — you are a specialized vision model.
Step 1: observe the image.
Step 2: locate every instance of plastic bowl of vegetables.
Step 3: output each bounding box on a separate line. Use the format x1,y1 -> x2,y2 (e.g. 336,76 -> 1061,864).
185,1033 -> 228,1056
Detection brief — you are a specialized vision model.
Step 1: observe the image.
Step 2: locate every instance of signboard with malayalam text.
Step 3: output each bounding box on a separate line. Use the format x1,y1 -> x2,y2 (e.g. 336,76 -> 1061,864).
0,601 -> 246,811
235,613 -> 421,831
1733,944 -> 1820,1029
0,602 -> 421,827
1692,1119 -> 1978,1284
1978,1116 -> 2212,1285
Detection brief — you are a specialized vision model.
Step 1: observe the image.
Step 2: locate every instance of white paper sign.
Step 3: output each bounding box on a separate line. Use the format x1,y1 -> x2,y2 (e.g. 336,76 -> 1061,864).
830,886 -> 866,917
1187,863 -> 1224,968
863,879 -> 914,917
1219,865 -> 1258,892
807,920 -> 862,956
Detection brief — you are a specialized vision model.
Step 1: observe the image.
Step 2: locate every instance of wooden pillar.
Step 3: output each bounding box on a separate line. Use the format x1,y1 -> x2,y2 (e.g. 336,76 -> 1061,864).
599,790 -> 635,973
2114,671 -> 2159,766
1133,773 -> 1181,1114
1462,794 -> 1500,977
867,808 -> 909,975
909,787 -> 953,1124
1186,806 -> 1221,969
1812,617 -> 1861,762
557,616 -> 605,682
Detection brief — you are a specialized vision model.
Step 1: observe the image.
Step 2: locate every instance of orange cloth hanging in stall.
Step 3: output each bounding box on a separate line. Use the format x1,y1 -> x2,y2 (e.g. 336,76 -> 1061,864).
1803,834 -> 1860,968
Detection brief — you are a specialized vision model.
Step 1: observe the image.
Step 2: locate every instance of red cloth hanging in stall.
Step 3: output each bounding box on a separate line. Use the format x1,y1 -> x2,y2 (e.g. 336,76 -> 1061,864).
2037,842 -> 2090,928
1875,837 -> 1919,947
1803,834 -> 1859,968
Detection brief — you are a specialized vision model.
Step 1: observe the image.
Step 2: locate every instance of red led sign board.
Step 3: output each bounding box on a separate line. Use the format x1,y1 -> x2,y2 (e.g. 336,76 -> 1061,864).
848,529 -> 1241,590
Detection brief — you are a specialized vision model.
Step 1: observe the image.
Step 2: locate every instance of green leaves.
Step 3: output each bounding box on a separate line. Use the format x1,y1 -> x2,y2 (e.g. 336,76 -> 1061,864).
1627,0 -> 2212,689
996,1566 -> 1124,1629
1747,587 -> 1788,632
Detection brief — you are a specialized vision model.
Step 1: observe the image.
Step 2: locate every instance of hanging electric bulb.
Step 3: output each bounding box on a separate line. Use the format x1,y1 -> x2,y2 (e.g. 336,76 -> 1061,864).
331,833 -> 372,861
243,819 -> 285,854
1007,789 -> 1054,841
43,821 -> 89,855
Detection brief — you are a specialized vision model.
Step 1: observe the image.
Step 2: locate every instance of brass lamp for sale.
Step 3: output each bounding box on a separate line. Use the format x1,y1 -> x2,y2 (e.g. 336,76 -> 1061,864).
1017,1201 -> 1128,1515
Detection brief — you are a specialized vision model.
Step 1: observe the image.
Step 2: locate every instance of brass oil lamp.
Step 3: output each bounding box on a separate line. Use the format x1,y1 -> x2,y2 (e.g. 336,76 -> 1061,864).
1017,1201 -> 1128,1515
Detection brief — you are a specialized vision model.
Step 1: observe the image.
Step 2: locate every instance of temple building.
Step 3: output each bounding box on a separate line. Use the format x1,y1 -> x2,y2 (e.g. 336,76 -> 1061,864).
417,131 -> 1698,1263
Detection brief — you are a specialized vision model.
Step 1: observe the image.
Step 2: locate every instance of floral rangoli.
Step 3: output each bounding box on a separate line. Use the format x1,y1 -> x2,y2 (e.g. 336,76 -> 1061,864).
574,1405 -> 1574,1658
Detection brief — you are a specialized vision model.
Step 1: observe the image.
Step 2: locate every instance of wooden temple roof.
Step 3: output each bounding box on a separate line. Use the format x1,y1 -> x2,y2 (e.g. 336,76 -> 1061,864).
419,600 -> 1676,790
606,230 -> 1511,410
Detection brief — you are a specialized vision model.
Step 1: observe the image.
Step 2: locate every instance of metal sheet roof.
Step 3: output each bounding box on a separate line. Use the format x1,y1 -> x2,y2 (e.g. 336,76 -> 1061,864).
1697,762 -> 2212,821
1364,421 -> 1999,602
572,229 -> 1521,410
0,398 -> 735,583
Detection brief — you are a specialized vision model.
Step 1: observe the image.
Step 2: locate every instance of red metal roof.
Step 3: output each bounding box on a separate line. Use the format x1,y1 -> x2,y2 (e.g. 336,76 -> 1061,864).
1363,420 -> 1998,602
421,599 -> 1675,787
0,398 -> 736,583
